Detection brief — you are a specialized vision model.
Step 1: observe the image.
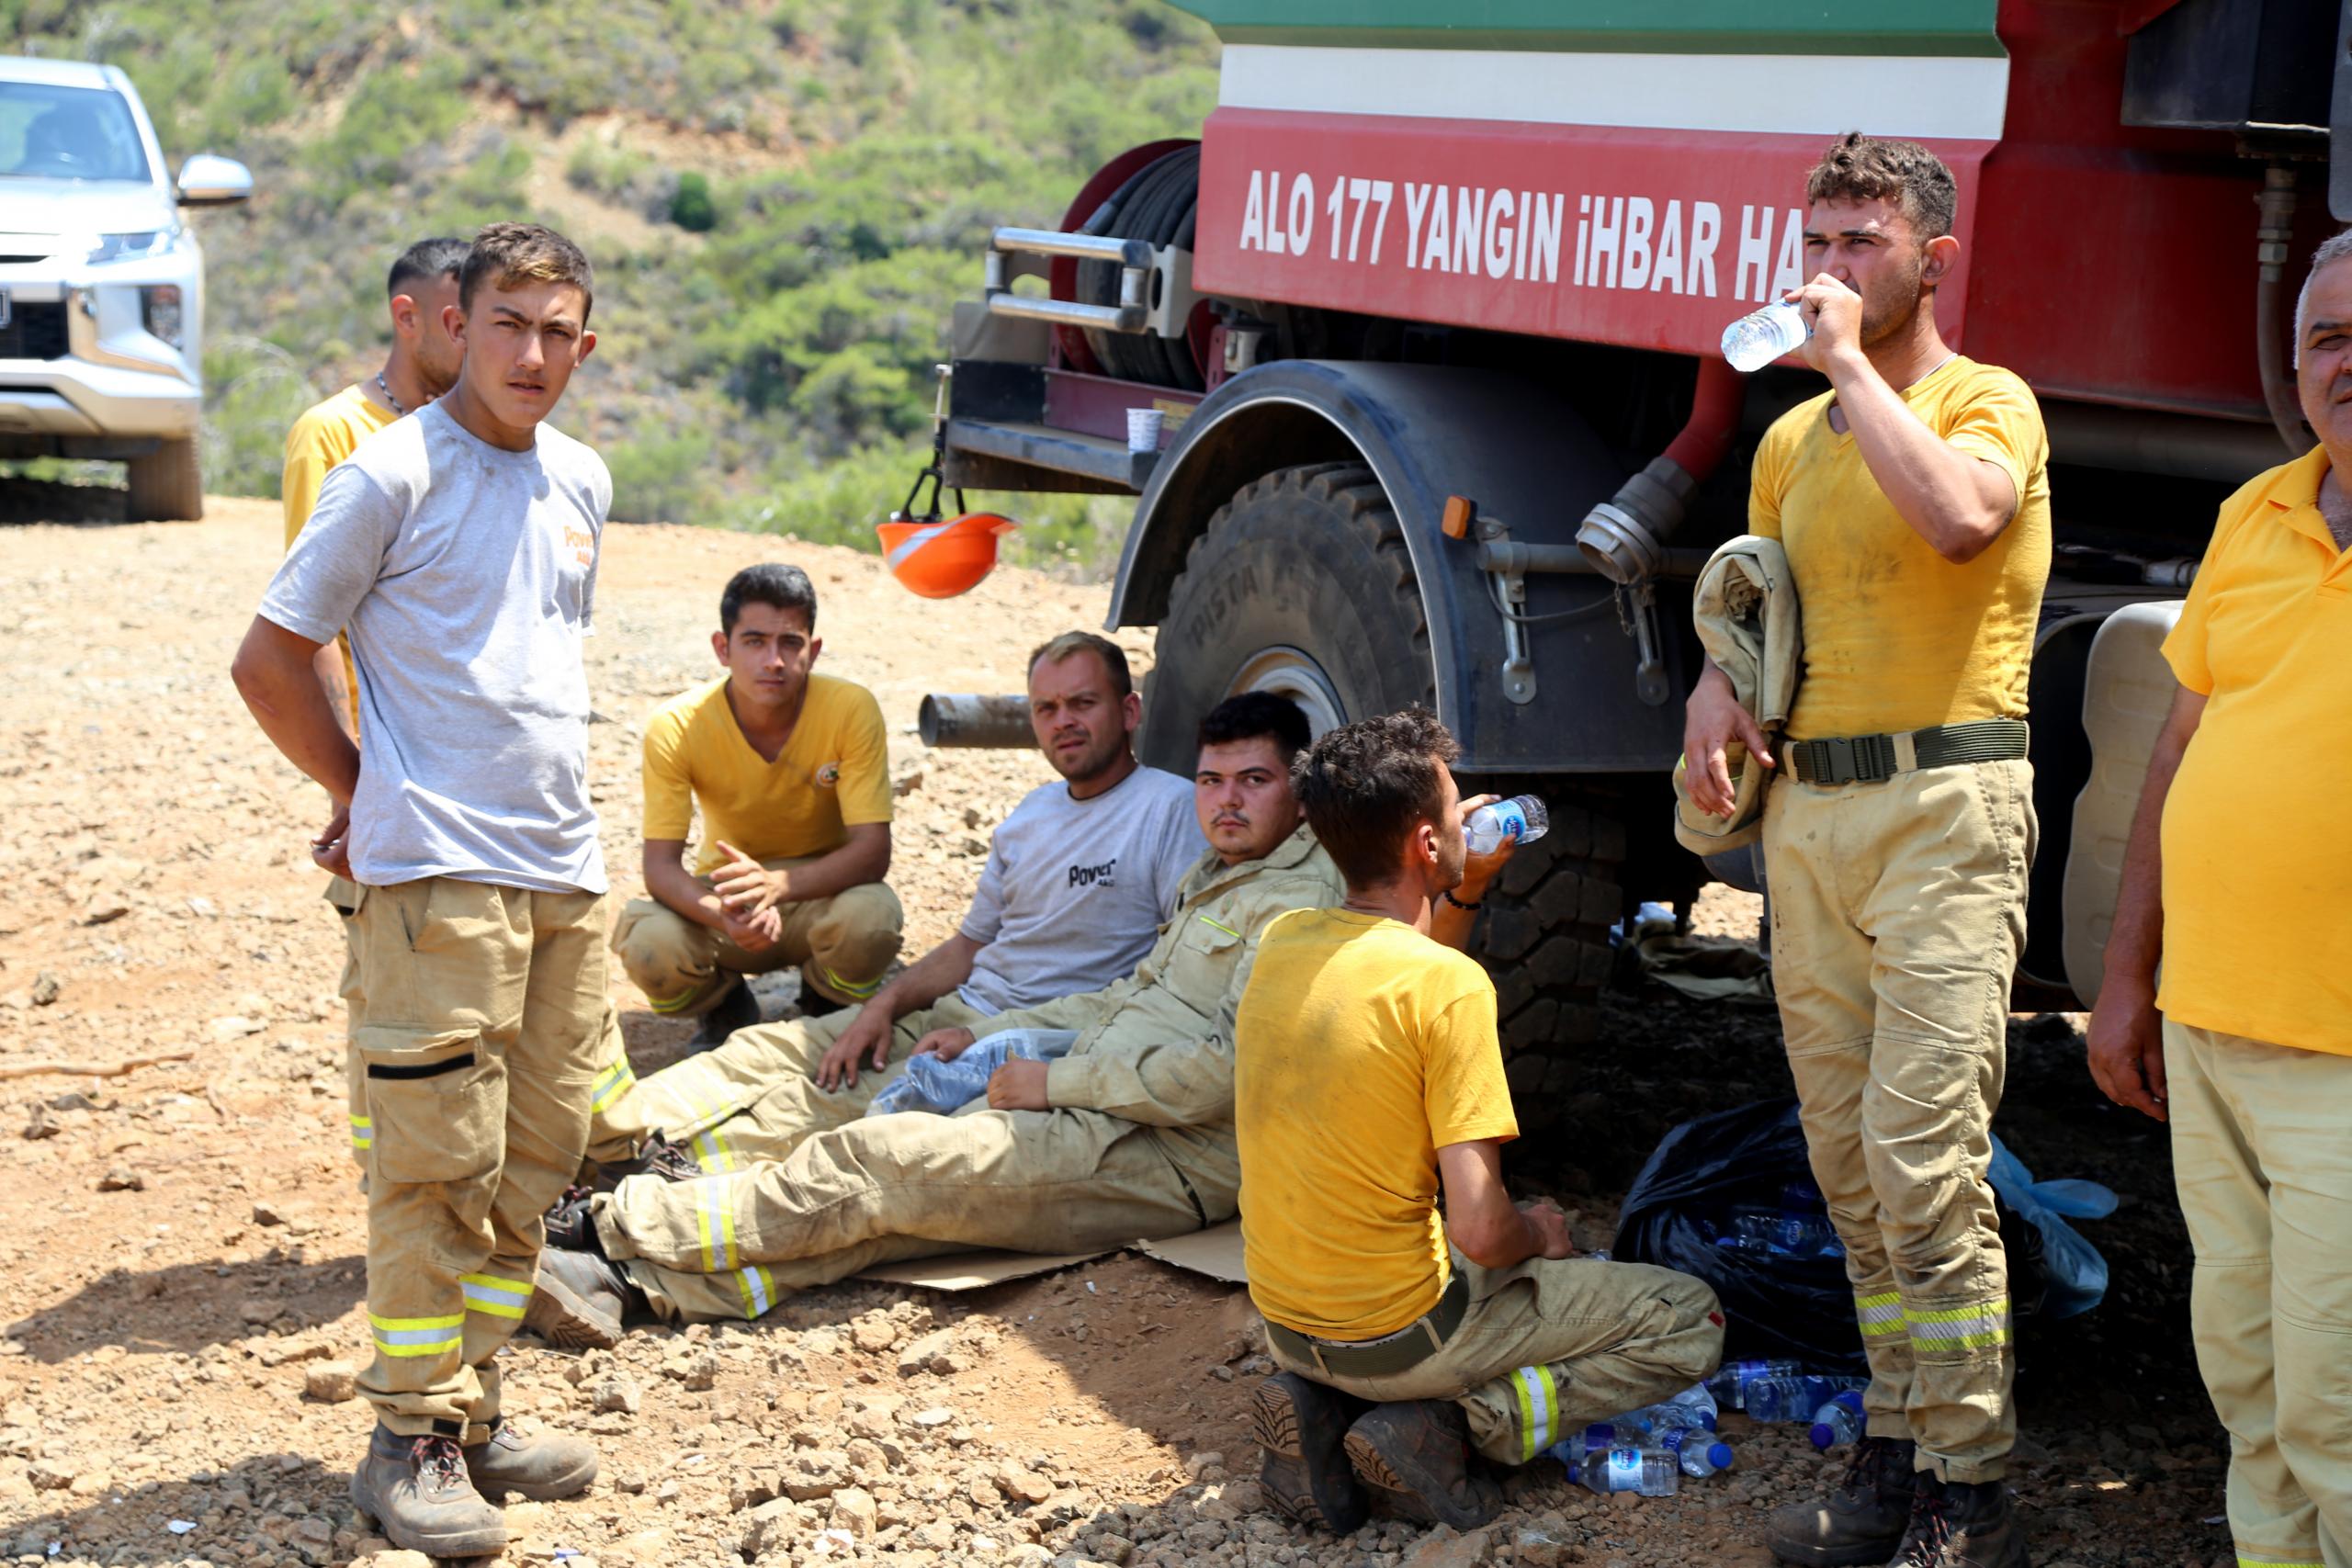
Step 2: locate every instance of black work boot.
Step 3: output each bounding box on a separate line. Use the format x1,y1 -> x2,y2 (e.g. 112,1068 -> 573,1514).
465,1416 -> 599,1500
1890,1474 -> 2029,1568
685,977 -> 761,1051
1763,1435 -> 1919,1565
543,1186 -> 603,1255
524,1247 -> 643,1350
1253,1372 -> 1371,1533
348,1425 -> 505,1559
1341,1400 -> 1501,1531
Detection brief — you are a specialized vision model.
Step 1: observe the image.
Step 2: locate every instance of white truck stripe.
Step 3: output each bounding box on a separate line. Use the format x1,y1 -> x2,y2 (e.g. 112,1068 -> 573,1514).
1218,45 -> 2009,142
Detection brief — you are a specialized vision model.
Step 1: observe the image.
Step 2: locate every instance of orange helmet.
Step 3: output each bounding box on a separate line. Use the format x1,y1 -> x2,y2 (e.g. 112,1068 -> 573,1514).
876,512 -> 1019,599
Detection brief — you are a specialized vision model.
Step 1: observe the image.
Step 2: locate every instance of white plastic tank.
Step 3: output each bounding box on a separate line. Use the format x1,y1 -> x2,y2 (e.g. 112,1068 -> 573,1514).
2063,600 -> 2187,1007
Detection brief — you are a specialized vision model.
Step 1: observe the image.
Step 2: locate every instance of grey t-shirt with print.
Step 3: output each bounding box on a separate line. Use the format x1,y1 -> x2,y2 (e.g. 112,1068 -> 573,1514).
956,764 -> 1204,1013
259,400 -> 613,895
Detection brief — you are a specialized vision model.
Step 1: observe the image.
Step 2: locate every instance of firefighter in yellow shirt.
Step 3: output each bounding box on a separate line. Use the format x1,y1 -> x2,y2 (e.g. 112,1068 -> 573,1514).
609,564 -> 904,1047
280,236 -> 468,740
2087,232 -> 2352,1568
1684,136 -> 2050,1568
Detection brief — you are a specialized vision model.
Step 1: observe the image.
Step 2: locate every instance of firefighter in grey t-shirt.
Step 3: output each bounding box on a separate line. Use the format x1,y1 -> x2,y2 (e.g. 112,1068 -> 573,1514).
589,631 -> 1204,1170
231,224 -> 609,1559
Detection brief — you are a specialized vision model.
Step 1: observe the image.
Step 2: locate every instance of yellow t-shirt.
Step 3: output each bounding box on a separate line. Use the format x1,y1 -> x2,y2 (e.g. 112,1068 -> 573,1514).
282,383 -> 398,710
642,672 -> 894,874
1749,355 -> 2052,739
2158,446 -> 2352,1056
1234,908 -> 1519,1340
283,383 -> 398,549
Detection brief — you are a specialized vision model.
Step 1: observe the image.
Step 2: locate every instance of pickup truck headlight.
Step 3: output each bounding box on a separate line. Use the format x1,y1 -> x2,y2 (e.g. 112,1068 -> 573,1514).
141,284 -> 184,347
86,226 -> 184,265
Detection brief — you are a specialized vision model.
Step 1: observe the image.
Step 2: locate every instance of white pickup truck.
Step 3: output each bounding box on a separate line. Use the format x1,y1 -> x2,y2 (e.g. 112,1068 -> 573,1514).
0,55 -> 251,520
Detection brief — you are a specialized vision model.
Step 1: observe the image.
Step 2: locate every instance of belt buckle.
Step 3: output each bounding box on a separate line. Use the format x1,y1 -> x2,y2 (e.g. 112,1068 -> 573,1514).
1814,736 -> 1856,785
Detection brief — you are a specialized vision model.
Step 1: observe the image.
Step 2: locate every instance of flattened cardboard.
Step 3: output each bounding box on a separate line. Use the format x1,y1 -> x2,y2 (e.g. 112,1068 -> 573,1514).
854,1248 -> 1110,1290
1134,1220 -> 1247,1284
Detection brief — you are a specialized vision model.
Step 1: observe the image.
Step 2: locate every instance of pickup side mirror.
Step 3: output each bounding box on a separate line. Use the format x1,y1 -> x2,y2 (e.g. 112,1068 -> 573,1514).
175,153 -> 253,207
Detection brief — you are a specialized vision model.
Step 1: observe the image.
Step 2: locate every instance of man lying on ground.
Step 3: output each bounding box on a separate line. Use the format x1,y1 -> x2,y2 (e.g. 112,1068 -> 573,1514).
1240,710 -> 1724,1534
584,630 -> 1204,1175
524,692 -> 1339,1338
609,562 -> 904,1047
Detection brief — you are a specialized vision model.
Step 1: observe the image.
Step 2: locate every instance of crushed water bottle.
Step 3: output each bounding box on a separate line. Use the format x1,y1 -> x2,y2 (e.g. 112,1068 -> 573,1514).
1464,795 -> 1549,856
1810,1390 -> 1867,1450
1721,300 -> 1811,373
865,1029 -> 1079,1118
1562,1446 -> 1679,1496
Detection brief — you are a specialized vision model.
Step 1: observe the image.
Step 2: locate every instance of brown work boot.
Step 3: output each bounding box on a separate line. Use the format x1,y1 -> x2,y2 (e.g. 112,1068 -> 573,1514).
466,1417 -> 599,1500
1253,1372 -> 1371,1533
1889,1474 -> 2029,1568
1341,1400 -> 1501,1531
348,1425 -> 505,1559
1764,1435 -> 1919,1565
523,1248 -> 641,1350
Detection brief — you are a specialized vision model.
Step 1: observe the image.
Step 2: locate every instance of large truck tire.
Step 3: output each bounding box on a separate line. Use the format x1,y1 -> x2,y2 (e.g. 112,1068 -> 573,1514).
126,438 -> 204,522
1138,462 -> 1433,761
1138,459 -> 1623,1060
1476,804 -> 1625,1091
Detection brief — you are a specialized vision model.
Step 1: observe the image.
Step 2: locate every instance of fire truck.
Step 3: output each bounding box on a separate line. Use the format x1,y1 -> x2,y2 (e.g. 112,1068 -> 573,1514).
931,0 -> 2340,1089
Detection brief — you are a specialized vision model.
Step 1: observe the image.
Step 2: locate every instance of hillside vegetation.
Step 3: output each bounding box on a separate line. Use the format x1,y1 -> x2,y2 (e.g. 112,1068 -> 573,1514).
2,0 -> 1219,567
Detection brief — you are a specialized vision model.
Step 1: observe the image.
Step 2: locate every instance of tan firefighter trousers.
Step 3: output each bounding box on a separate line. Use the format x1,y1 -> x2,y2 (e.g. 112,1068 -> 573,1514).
594,1105 -> 1211,1323
348,875 -> 609,1438
1761,757 -> 2035,1484
590,993 -> 991,1170
1267,1256 -> 1724,1466
609,856 -> 903,1016
2165,1019 -> 2352,1568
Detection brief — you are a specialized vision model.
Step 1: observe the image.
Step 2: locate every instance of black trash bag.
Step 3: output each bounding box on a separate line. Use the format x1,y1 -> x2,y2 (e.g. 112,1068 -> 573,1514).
1611,1097 -> 2046,1375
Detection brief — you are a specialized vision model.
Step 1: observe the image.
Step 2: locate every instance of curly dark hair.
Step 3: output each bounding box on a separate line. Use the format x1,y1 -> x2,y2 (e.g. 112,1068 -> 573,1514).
1290,708 -> 1459,889
1804,132 -> 1957,243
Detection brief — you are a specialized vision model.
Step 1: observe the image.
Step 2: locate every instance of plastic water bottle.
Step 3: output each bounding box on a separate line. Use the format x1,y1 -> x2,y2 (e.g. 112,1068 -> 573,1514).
1563,1446 -> 1680,1496
1660,1383 -> 1721,1429
1810,1390 -> 1866,1450
1464,795 -> 1549,855
865,1028 -> 1078,1117
1562,1421 -> 1650,1454
1721,300 -> 1810,372
1706,1359 -> 1802,1410
1677,1438 -> 1736,1479
1746,1374 -> 1868,1424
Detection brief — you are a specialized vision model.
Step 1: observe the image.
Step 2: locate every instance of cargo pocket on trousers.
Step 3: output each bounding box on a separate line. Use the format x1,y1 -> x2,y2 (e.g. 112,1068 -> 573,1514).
356,1024 -> 501,1187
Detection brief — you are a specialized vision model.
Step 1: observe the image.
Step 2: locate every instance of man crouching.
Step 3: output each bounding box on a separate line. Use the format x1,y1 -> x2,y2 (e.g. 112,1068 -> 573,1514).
1238,710 -> 1724,1532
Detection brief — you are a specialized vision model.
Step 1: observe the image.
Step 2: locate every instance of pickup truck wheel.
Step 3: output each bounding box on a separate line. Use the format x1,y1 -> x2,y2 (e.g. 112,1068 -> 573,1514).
1141,460 -> 1621,1058
126,438 -> 204,522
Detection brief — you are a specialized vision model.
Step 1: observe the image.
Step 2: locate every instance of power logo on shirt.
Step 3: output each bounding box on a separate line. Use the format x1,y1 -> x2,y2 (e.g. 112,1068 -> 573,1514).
563,524 -> 595,567
815,761 -> 842,789
1069,857 -> 1118,889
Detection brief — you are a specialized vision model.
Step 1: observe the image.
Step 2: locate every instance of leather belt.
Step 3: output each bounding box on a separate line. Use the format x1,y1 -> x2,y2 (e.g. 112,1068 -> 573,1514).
1264,1271 -> 1469,1379
1784,718 -> 2029,786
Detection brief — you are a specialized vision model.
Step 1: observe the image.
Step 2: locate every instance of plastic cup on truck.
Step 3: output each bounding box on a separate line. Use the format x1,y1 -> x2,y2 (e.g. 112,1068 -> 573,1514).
1125,407 -> 1164,453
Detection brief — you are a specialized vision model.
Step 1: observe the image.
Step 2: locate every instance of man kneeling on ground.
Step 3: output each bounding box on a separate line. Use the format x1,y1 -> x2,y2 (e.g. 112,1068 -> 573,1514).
585,630 -> 1204,1175
1239,710 -> 1724,1532
609,562 -> 904,1045
525,693 -> 1341,1338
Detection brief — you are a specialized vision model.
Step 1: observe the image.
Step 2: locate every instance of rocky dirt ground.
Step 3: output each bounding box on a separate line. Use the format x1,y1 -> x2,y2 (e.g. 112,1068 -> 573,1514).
0,498 -> 2229,1568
